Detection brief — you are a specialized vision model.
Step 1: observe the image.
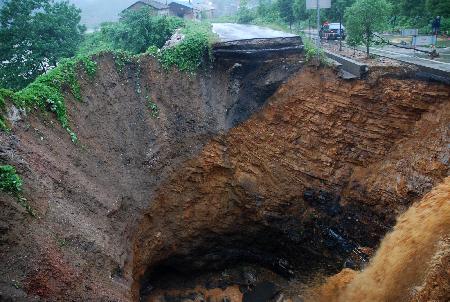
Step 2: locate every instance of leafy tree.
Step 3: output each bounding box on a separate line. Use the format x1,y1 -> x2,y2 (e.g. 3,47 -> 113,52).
426,0 -> 450,18
77,8 -> 184,56
100,7 -> 184,54
0,0 -> 85,90
326,0 -> 355,21
237,0 -> 255,24
292,0 -> 309,21
256,0 -> 279,23
345,0 -> 392,57
277,0 -> 295,29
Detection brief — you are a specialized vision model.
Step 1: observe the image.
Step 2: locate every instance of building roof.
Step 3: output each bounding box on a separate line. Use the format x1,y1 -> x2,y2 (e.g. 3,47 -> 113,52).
127,0 -> 169,10
169,0 -> 194,9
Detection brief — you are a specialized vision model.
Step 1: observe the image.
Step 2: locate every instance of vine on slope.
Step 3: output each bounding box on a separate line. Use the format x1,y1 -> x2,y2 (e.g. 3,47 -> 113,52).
0,56 -> 98,142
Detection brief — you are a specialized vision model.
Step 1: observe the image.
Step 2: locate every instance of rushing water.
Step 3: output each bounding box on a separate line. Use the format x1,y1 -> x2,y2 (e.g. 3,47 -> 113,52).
314,177 -> 450,302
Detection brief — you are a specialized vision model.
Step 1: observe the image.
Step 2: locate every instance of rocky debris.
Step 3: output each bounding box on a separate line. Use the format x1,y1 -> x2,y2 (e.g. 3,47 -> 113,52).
162,29 -> 185,50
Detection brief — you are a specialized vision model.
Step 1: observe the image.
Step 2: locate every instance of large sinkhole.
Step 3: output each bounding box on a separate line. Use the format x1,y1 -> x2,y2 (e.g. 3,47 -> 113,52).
135,189 -> 383,302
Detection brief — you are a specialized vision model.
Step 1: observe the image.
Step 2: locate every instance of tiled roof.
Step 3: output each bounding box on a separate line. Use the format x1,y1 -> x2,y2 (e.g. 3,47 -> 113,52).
139,0 -> 169,10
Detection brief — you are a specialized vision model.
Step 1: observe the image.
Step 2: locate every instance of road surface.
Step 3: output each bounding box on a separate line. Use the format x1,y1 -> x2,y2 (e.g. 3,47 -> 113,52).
212,23 -> 297,42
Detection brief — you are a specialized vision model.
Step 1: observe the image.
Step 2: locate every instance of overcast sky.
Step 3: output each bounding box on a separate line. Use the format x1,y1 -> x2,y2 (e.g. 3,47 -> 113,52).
67,0 -> 138,28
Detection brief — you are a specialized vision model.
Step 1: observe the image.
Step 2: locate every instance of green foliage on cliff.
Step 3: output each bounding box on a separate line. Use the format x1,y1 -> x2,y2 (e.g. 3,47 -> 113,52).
146,96 -> 159,118
0,88 -> 13,131
0,165 -> 22,195
0,164 -> 34,216
0,55 -> 98,141
148,22 -> 216,72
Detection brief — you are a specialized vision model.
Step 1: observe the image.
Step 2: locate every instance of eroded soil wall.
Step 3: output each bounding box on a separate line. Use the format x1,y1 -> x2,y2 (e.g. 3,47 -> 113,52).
132,68 -> 450,300
0,52 -> 304,301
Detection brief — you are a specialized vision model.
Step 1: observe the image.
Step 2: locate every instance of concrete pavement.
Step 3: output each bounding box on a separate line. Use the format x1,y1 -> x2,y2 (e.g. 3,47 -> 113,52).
212,23 -> 298,42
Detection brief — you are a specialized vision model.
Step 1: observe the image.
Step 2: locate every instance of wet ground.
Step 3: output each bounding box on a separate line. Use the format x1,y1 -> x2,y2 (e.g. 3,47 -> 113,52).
212,23 -> 297,42
303,29 -> 450,67
143,263 -> 324,302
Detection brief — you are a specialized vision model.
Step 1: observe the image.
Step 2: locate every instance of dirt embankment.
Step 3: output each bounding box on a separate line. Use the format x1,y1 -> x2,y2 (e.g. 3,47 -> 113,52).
0,51 -> 304,301
132,68 -> 450,300
312,177 -> 450,302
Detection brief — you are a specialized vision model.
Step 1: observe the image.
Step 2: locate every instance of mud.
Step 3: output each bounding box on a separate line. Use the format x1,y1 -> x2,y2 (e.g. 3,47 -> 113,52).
0,50 -> 304,301
313,177 -> 450,302
132,68 -> 450,301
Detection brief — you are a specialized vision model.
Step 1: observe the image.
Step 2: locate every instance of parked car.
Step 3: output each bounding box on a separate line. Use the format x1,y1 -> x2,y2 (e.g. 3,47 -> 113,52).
320,23 -> 346,40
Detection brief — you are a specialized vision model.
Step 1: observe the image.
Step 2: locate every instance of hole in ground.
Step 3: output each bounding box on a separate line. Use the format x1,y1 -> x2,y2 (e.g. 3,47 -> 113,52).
139,223 -> 367,302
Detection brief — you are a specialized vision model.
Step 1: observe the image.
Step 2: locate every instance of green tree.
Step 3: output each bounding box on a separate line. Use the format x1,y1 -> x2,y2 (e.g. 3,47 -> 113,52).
256,0 -> 279,23
0,0 -> 85,90
237,0 -> 255,24
426,0 -> 450,18
345,0 -> 392,57
326,0 -> 355,21
278,0 -> 295,28
102,7 -> 184,54
293,0 -> 309,21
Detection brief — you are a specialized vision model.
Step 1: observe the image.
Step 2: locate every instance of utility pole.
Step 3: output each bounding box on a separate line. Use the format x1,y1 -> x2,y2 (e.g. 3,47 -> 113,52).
316,0 -> 321,56
339,11 -> 343,51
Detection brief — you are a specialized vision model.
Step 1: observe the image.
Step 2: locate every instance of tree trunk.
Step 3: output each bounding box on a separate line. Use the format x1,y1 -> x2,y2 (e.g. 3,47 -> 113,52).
366,32 -> 370,58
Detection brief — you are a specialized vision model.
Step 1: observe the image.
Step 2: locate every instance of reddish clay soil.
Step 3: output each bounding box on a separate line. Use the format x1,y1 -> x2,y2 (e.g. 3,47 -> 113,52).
132,68 -> 449,301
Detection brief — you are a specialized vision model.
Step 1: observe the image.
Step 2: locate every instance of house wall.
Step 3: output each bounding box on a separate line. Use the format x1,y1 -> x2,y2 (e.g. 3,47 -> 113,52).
169,3 -> 195,19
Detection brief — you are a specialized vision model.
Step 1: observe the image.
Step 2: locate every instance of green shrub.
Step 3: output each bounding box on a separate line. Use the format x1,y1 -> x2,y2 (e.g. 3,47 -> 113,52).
9,55 -> 98,141
146,96 -> 159,118
302,37 -> 327,64
0,165 -> 35,216
0,165 -> 22,195
0,88 -> 13,131
154,22 -> 216,72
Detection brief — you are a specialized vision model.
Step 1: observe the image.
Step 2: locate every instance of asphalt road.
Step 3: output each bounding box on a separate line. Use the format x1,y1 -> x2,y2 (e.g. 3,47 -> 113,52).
212,23 -> 297,42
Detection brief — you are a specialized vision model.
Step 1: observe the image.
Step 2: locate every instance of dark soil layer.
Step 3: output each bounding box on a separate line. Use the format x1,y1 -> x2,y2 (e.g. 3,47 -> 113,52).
0,51 -> 304,301
132,68 -> 450,301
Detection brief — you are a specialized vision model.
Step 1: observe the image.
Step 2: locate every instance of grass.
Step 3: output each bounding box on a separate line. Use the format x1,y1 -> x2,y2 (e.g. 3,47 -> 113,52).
146,96 -> 159,118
